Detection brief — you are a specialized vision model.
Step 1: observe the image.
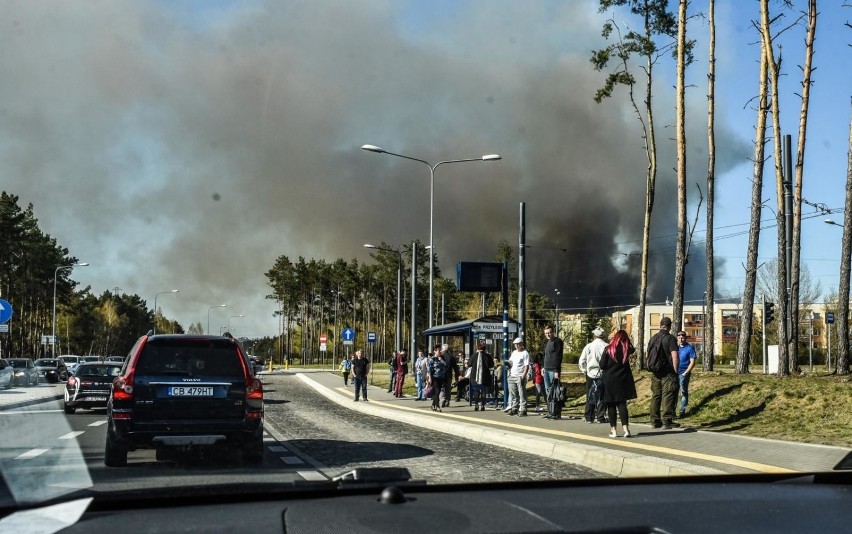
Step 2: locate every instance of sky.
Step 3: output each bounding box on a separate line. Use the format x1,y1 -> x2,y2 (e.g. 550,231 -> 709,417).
1,0 -> 850,338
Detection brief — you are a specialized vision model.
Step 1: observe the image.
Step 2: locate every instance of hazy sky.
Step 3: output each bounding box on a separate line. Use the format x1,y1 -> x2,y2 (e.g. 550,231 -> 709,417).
2,1 -> 850,337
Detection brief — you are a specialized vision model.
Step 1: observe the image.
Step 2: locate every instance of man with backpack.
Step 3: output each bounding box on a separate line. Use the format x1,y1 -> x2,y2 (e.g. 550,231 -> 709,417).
339,354 -> 352,386
647,317 -> 680,429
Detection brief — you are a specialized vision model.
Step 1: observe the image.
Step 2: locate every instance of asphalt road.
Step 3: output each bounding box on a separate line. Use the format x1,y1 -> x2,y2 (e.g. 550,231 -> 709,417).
0,373 -> 596,503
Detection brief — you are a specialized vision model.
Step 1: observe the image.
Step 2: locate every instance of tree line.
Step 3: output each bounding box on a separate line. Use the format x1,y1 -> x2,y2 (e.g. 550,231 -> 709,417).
0,192 -> 184,358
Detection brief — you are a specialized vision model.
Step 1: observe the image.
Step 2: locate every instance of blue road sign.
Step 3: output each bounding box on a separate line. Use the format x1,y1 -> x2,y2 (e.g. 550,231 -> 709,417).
827,312 -> 835,324
367,331 -> 376,343
0,299 -> 12,324
342,327 -> 355,341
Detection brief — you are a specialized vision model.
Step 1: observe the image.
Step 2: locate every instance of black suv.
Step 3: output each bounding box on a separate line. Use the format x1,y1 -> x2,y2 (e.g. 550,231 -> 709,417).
104,334 -> 264,467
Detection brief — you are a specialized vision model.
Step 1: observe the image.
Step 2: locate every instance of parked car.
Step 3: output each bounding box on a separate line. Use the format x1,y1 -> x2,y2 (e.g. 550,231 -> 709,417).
7,358 -> 39,386
105,334 -> 264,466
64,363 -> 123,414
33,358 -> 69,383
104,356 -> 126,364
81,356 -> 103,364
0,359 -> 13,389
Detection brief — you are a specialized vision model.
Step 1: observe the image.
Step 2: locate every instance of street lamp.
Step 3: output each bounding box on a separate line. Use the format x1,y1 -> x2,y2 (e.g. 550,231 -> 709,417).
365,243 -> 404,352
554,289 -> 561,337
153,289 -> 179,335
825,219 -> 843,228
227,314 -> 245,332
207,304 -> 227,335
362,144 -> 501,328
52,262 -> 89,357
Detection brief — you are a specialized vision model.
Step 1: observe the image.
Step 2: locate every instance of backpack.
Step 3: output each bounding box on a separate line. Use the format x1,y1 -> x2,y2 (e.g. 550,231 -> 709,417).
342,359 -> 351,371
646,335 -> 668,374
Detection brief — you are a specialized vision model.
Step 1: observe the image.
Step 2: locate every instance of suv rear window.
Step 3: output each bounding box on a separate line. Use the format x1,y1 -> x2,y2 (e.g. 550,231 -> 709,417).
135,339 -> 244,377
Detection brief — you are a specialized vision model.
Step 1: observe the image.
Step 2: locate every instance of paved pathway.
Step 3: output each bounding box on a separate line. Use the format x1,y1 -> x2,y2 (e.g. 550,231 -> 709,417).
291,370 -> 851,477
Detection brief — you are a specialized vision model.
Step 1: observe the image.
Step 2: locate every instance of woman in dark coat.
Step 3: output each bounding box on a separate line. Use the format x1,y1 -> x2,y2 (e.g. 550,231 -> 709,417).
469,343 -> 493,411
599,329 -> 637,438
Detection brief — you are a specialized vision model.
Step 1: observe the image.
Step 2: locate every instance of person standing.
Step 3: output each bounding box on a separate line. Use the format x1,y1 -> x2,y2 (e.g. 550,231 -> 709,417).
469,343 -> 492,411
599,329 -> 637,438
339,354 -> 352,386
455,357 -> 471,402
351,349 -> 370,402
531,352 -> 545,412
676,331 -> 698,417
579,327 -> 608,424
542,325 -> 564,402
647,317 -> 680,429
428,344 -> 448,412
414,349 -> 427,401
393,349 -> 408,397
386,352 -> 397,393
505,337 -> 530,416
440,344 -> 459,408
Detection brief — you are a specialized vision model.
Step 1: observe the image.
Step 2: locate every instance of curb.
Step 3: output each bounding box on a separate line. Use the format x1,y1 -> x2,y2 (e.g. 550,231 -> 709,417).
296,373 -> 725,478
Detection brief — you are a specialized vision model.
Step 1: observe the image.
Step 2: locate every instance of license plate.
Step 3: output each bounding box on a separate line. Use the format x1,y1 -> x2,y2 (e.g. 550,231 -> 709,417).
81,396 -> 107,401
168,386 -> 213,397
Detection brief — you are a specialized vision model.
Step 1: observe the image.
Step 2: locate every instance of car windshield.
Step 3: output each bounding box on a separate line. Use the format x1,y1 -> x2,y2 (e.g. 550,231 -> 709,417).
75,365 -> 122,378
0,0 -> 851,521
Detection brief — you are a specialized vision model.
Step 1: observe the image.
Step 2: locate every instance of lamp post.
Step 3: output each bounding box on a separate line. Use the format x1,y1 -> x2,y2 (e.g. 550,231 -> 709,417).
153,289 -> 179,335
52,262 -> 89,357
227,314 -> 245,333
365,244 -> 403,353
553,289 -> 560,337
207,304 -> 227,335
361,144 -> 501,328
825,218 -> 843,228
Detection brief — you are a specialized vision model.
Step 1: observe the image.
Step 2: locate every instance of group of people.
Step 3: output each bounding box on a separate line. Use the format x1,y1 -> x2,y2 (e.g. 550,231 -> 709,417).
577,316 -> 697,438
339,317 -> 698,439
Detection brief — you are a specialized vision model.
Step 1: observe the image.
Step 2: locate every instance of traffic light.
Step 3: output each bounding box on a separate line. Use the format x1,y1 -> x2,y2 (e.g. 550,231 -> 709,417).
764,302 -> 775,324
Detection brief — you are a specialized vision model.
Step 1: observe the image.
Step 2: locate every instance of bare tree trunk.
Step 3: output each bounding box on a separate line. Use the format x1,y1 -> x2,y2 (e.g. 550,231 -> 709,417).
672,0 -> 688,332
789,0 -> 817,374
760,0 -> 790,376
704,0 -> 716,370
837,99 -> 852,376
736,49 -> 769,374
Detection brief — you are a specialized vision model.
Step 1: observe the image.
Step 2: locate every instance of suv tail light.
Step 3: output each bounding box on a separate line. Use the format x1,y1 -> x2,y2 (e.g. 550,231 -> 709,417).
246,377 -> 263,400
113,375 -> 135,401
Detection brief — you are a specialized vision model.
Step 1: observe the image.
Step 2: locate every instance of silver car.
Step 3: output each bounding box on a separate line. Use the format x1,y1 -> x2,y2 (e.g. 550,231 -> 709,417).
0,359 -> 13,389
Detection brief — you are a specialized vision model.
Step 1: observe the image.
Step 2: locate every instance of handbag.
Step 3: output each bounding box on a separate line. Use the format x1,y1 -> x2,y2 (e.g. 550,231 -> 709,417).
424,384 -> 434,399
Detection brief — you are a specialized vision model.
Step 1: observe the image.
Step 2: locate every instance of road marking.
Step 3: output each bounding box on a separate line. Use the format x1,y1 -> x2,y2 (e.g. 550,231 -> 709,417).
268,445 -> 287,452
16,448 -> 50,459
281,456 -> 305,465
298,470 -> 326,480
58,431 -> 85,440
88,420 -> 107,427
332,386 -> 796,474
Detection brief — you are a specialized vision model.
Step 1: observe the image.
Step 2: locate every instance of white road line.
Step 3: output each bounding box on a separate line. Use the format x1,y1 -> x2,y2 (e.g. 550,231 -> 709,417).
88,420 -> 107,427
58,431 -> 85,440
0,410 -> 65,415
268,445 -> 287,452
16,448 -> 50,460
280,456 -> 305,465
298,470 -> 326,481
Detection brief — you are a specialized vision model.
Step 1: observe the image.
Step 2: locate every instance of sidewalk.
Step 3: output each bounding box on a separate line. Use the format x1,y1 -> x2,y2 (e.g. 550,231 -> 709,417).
290,370 -> 852,478
0,382 -> 64,410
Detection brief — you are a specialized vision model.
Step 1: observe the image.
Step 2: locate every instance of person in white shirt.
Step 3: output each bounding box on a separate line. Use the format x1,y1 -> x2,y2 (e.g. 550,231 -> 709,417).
579,327 -> 609,423
505,337 -> 530,416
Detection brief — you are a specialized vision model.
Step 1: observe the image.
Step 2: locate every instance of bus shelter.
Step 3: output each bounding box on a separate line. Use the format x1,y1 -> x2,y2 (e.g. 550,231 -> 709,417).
422,315 -> 519,408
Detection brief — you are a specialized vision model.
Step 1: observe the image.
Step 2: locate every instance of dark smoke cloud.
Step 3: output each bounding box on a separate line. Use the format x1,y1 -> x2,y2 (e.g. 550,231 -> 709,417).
0,1 -> 750,335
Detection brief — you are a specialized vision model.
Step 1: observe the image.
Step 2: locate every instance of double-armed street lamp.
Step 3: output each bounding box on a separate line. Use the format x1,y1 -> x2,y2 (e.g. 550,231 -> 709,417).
364,244 -> 404,352
361,144 -> 501,328
207,304 -> 227,335
53,262 -> 89,357
153,289 -> 179,335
